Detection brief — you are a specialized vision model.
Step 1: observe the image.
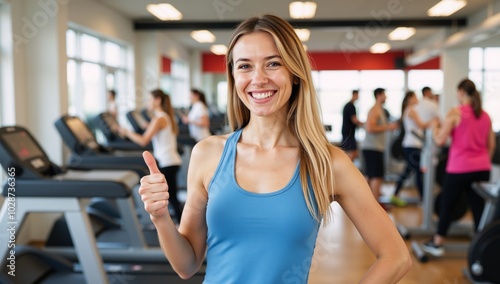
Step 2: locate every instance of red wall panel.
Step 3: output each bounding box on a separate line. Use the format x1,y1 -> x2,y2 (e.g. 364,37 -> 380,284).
201,52 -> 439,73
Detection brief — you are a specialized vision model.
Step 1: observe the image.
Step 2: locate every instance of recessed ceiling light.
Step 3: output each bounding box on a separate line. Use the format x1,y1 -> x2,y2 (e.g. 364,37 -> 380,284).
369,43 -> 391,53
191,30 -> 216,43
210,45 -> 227,55
427,0 -> 467,17
388,27 -> 416,41
146,3 -> 182,21
294,29 -> 311,42
289,2 -> 317,19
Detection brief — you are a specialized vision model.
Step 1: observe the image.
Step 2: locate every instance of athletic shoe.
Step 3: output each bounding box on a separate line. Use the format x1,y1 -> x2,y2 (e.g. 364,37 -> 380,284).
390,196 -> 408,207
422,239 -> 444,257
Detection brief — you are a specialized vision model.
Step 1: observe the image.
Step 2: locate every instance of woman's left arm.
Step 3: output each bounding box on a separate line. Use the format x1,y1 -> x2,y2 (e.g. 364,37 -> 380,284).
332,147 -> 412,283
488,129 -> 496,158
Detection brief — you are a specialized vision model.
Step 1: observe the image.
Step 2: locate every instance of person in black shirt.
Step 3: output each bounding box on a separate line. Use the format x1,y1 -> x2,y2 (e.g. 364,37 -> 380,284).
341,90 -> 363,161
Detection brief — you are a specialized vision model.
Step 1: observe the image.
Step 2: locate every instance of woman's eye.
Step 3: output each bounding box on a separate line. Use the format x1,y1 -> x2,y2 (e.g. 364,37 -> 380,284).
268,61 -> 281,67
237,64 -> 250,69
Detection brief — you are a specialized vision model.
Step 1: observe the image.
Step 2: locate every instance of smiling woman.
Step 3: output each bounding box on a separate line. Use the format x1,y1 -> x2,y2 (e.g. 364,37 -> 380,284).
137,14 -> 411,284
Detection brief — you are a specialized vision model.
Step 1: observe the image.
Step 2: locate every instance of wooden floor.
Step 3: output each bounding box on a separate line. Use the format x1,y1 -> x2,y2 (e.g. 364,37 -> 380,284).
308,186 -> 474,284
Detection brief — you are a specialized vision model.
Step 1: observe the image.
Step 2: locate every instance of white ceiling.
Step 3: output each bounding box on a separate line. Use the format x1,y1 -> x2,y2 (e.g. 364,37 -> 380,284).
96,0 -> 495,52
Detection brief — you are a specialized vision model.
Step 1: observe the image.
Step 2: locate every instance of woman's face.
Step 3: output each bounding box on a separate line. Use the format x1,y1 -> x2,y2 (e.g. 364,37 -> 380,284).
457,88 -> 466,102
189,92 -> 198,104
231,31 -> 294,118
147,94 -> 158,111
409,94 -> 418,105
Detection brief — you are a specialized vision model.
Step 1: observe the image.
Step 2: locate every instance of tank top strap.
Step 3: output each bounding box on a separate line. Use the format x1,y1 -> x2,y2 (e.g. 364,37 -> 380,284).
207,128 -> 242,192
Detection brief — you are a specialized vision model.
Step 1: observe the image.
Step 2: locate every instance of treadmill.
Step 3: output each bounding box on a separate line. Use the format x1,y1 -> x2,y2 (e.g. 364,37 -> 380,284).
54,115 -> 148,176
54,115 -> 162,236
126,110 -> 149,134
0,126 -> 205,283
91,111 -> 153,151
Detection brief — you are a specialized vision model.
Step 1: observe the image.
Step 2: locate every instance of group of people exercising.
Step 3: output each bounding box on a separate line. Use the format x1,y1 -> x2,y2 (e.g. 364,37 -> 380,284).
341,80 -> 496,257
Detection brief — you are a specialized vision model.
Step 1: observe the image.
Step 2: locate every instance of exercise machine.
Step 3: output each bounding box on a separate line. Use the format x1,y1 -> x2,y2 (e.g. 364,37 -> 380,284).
396,130 -> 469,239
409,130 -> 500,263
55,115 -> 152,225
126,110 -> 149,134
55,115 -> 148,175
393,129 -> 473,261
0,125 -> 206,283
1,245 -> 205,284
463,132 -> 500,283
92,111 -> 153,151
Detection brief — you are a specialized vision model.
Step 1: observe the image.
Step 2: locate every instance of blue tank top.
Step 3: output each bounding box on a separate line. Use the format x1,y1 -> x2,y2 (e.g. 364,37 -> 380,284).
205,129 -> 320,284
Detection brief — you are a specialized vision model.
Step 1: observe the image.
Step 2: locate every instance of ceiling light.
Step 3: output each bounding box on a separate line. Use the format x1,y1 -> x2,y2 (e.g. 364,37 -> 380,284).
427,0 -> 467,17
146,3 -> 182,21
191,30 -> 216,43
210,45 -> 227,55
388,27 -> 416,41
294,29 -> 311,41
369,43 -> 391,53
289,2 -> 317,19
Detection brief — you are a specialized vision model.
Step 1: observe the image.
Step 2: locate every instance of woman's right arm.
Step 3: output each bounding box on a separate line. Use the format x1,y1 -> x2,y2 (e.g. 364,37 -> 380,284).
140,137 -> 222,278
433,108 -> 459,146
408,108 -> 432,129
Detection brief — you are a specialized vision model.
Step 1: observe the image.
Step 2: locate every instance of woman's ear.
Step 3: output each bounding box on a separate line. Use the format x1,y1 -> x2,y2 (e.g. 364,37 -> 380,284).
293,77 -> 299,85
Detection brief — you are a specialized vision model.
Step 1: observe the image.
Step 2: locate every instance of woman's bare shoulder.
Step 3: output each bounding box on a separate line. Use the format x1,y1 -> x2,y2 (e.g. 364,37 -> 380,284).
189,134 -> 232,188
189,134 -> 233,167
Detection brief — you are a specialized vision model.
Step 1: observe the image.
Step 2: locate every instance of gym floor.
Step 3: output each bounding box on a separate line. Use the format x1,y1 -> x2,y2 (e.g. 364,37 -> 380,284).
309,184 -> 473,284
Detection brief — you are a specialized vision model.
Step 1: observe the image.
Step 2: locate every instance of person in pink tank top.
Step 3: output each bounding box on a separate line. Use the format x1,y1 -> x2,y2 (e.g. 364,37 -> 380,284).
422,78 -> 496,257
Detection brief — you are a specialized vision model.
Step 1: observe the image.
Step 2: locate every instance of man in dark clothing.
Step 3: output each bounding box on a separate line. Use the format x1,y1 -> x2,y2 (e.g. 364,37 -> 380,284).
341,90 -> 363,161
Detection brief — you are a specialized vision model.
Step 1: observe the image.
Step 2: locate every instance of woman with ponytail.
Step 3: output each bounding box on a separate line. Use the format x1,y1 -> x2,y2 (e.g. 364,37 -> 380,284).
423,78 -> 496,257
120,89 -> 183,223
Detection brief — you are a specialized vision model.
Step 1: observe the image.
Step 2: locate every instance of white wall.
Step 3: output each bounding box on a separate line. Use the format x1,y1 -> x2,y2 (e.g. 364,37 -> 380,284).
68,0 -> 135,44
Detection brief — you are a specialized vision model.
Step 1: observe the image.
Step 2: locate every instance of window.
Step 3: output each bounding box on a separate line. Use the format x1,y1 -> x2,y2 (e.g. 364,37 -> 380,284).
315,70 -> 405,142
407,70 -> 443,98
469,47 -> 500,131
66,28 -> 130,123
161,60 -> 189,108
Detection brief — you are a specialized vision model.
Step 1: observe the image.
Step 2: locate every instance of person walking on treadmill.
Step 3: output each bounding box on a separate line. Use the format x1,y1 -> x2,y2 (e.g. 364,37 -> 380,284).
138,14 -> 411,283
390,91 -> 436,207
423,79 -> 496,257
119,89 -> 183,223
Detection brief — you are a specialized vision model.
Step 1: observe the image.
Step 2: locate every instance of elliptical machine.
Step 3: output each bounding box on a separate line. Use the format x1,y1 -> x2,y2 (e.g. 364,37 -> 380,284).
464,132 -> 500,284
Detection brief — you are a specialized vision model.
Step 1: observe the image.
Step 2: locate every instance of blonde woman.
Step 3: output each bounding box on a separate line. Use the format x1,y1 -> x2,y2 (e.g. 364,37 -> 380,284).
138,14 -> 411,283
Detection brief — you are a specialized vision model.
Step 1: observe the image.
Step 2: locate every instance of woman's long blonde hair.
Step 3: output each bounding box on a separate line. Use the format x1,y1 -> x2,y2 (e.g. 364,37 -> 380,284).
225,14 -> 334,222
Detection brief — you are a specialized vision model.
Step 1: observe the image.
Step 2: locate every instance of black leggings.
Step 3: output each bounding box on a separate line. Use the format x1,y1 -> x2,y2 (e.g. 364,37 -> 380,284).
394,147 -> 423,198
436,170 -> 490,236
160,165 -> 182,222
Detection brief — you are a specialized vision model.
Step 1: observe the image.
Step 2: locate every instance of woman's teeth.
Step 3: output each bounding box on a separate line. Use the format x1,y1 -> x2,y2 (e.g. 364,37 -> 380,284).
252,91 -> 274,99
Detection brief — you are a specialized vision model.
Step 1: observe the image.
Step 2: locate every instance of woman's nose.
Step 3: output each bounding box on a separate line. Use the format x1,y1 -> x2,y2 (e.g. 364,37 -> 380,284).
251,68 -> 268,86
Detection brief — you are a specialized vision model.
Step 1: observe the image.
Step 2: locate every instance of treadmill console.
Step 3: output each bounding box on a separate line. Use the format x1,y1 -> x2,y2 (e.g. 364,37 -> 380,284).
0,126 -> 57,178
55,115 -> 106,155
126,110 -> 149,134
